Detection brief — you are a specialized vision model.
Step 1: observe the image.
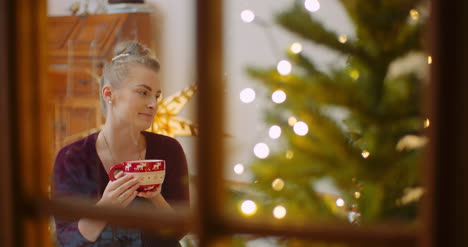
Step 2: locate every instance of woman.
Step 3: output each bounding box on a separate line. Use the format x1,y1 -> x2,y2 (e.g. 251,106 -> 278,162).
53,41 -> 189,246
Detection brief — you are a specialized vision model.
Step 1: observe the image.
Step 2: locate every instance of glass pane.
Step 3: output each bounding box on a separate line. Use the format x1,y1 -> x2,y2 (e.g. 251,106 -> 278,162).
224,0 -> 428,226
47,0 -> 196,245
199,235 -> 407,247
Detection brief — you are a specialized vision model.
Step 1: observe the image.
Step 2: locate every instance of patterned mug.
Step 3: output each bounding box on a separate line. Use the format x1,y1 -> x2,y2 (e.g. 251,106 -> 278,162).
108,159 -> 165,192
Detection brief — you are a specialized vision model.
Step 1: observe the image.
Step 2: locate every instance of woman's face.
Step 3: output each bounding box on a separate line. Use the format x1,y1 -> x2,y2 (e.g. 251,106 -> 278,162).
110,63 -> 161,131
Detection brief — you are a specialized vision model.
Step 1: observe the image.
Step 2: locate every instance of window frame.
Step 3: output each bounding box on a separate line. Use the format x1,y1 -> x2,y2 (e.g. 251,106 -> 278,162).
2,0 -> 466,246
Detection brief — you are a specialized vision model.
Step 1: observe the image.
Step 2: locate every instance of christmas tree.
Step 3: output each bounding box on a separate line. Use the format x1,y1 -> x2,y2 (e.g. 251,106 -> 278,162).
228,0 -> 428,236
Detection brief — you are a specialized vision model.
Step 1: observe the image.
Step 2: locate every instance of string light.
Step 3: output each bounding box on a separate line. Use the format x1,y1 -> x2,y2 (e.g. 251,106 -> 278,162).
409,9 -> 420,20
349,69 -> 360,80
233,163 -> 244,175
288,116 -> 297,126
273,205 -> 287,219
240,200 -> 257,216
277,60 -> 292,75
361,150 -> 370,159
304,0 -> 320,12
336,198 -> 345,207
424,118 -> 430,128
293,121 -> 309,136
338,35 -> 348,44
290,42 -> 303,54
239,88 -> 256,103
240,9 -> 255,23
427,56 -> 432,65
269,125 -> 282,139
254,143 -> 270,159
354,191 -> 361,199
286,150 -> 294,159
272,90 -> 286,104
272,178 -> 285,191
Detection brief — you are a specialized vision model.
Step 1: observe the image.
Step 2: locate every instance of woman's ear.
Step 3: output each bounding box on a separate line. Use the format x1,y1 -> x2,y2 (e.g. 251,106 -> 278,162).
102,85 -> 113,102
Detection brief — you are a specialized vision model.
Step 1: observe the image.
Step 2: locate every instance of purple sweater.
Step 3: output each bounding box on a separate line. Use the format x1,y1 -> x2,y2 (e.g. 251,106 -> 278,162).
53,131 -> 189,247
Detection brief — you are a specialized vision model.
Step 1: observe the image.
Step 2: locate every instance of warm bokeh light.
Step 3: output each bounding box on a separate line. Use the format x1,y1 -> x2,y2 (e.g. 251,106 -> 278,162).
409,9 -> 420,20
240,200 -> 257,216
349,69 -> 360,80
272,90 -> 287,104
273,205 -> 287,219
288,116 -> 297,126
254,142 -> 270,159
338,34 -> 348,44
285,150 -> 294,159
355,191 -> 361,199
272,178 -> 285,191
277,60 -> 292,75
427,56 -> 432,65
293,121 -> 309,136
304,0 -> 320,12
240,9 -> 255,23
361,150 -> 370,159
239,88 -> 256,103
233,163 -> 244,175
290,42 -> 303,54
269,125 -> 282,139
336,198 -> 345,207
424,118 -> 430,128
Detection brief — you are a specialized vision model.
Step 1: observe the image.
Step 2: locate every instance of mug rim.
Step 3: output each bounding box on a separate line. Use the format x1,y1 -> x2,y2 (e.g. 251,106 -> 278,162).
125,159 -> 165,163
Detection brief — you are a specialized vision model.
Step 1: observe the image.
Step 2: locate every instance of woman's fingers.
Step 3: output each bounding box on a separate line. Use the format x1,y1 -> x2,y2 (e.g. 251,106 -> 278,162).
113,176 -> 139,196
107,173 -> 133,190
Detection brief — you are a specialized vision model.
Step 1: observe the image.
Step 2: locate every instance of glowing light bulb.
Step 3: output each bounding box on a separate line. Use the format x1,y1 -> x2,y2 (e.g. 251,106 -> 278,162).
285,150 -> 294,159
349,69 -> 360,80
272,178 -> 285,191
293,121 -> 309,136
427,56 -> 432,65
273,205 -> 287,219
254,143 -> 270,159
277,60 -> 292,75
272,90 -> 286,104
338,35 -> 348,44
240,200 -> 257,216
336,198 -> 345,207
269,125 -> 282,139
424,118 -> 430,128
233,163 -> 244,175
410,9 -> 420,20
290,42 -> 303,54
240,9 -> 255,23
354,191 -> 361,199
239,88 -> 256,103
304,0 -> 320,12
288,116 -> 297,126
361,150 -> 370,159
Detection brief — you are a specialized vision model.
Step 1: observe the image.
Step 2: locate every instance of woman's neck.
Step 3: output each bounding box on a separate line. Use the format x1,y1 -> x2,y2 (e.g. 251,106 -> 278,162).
99,122 -> 146,163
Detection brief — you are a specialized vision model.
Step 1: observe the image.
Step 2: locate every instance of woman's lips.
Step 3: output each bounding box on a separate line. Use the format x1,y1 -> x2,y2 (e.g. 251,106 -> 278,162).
139,113 -> 154,118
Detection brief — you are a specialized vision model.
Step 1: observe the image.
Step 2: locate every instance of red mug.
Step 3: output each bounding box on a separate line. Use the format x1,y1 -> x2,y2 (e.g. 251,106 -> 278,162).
108,159 -> 165,192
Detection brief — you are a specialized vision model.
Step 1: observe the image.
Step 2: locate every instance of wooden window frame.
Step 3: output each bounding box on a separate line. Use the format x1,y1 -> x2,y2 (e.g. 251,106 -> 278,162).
2,0 -> 468,246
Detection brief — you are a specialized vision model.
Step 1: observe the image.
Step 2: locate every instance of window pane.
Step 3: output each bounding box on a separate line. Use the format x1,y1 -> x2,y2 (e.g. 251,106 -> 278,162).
47,0 -> 196,245
224,0 -> 428,226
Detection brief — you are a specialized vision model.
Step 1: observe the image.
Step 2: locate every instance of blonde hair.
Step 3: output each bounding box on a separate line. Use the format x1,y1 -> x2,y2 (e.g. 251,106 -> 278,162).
100,41 -> 160,115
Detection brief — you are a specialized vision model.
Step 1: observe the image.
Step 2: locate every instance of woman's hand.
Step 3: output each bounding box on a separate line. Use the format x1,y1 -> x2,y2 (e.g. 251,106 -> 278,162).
97,172 -> 140,208
138,185 -> 174,211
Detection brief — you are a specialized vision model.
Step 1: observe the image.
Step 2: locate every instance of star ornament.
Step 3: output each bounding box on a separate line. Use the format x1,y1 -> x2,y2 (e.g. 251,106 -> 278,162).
148,84 -> 198,137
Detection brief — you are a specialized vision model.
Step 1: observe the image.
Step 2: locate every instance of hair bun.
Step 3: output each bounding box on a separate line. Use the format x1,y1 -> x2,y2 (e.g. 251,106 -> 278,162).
113,40 -> 151,57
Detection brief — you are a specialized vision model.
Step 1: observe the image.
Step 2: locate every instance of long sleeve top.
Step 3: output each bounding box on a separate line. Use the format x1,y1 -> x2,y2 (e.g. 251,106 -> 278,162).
53,131 -> 189,247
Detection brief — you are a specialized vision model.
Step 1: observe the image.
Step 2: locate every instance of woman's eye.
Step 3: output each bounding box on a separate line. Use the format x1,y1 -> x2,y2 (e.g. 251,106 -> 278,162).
138,91 -> 148,96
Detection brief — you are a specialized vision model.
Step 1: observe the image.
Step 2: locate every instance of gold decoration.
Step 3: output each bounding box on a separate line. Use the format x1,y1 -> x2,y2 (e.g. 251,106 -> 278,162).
148,84 -> 198,137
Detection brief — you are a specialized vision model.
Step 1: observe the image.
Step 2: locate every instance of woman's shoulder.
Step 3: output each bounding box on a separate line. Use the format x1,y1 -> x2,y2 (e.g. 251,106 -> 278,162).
55,132 -> 99,160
